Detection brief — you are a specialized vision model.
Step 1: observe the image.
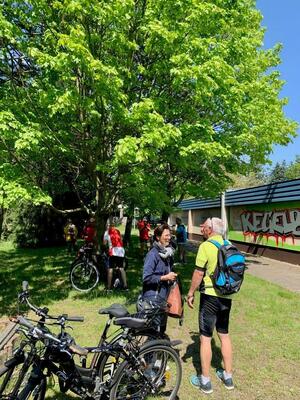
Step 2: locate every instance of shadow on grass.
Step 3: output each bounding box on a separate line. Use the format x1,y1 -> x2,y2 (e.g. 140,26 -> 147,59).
0,245 -> 75,315
182,333 -> 223,375
182,333 -> 201,375
0,237 -> 198,317
211,338 -> 223,369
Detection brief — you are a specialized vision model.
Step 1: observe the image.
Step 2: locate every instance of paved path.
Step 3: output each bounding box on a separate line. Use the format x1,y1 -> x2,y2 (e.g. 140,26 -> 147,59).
186,241 -> 300,294
244,254 -> 300,293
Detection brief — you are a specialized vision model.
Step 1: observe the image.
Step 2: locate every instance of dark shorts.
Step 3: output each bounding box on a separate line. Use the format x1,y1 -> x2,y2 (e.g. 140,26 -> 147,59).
109,256 -> 125,269
199,293 -> 232,337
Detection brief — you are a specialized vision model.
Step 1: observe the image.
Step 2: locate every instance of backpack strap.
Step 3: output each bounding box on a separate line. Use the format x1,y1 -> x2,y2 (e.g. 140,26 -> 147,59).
208,239 -> 231,247
207,239 -> 222,248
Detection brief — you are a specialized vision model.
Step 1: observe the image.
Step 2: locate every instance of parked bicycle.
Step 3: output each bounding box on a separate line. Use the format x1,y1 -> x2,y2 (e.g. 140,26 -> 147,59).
69,243 -> 106,292
0,282 -> 182,399
69,243 -> 128,292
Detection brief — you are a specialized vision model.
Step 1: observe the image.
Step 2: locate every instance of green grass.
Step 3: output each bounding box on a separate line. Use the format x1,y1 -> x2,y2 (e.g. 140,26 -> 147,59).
1,239 -> 300,399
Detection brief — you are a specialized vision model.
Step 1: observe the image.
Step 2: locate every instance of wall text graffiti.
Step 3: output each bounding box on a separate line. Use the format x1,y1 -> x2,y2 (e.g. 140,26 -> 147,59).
240,209 -> 300,246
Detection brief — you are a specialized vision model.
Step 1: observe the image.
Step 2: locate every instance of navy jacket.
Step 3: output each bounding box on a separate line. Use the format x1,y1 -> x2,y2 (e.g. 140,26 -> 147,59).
142,245 -> 173,300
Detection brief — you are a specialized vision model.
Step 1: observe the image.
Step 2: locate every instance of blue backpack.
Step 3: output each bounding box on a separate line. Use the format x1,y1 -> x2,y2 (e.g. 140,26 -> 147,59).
208,239 -> 246,295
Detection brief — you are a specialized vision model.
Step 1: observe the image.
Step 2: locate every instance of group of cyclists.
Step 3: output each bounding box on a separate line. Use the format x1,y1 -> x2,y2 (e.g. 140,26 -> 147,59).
65,216 -> 187,293
65,218 -> 128,292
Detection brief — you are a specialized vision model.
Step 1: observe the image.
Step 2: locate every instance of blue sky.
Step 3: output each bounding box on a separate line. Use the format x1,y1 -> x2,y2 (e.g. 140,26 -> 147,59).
256,0 -> 300,166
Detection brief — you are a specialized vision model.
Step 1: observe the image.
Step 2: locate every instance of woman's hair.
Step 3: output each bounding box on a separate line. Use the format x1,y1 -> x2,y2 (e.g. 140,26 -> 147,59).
154,223 -> 170,238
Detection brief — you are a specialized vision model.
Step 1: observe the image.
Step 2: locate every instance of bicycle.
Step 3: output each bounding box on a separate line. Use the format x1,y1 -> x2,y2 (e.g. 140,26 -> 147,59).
92,300 -> 175,383
70,244 -> 128,293
0,281 -> 86,399
69,243 -> 105,292
1,283 -> 182,399
110,341 -> 182,399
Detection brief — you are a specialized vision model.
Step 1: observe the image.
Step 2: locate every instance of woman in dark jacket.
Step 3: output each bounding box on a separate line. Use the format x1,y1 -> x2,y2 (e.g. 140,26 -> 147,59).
142,224 -> 177,333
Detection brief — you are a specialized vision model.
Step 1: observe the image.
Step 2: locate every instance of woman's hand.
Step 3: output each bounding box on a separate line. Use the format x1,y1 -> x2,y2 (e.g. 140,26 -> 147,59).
161,272 -> 177,282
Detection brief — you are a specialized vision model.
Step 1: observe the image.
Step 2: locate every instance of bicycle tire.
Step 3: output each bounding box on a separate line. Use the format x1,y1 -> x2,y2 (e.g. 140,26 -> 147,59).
109,343 -> 182,400
18,376 -> 46,400
0,356 -> 31,398
70,261 -> 99,292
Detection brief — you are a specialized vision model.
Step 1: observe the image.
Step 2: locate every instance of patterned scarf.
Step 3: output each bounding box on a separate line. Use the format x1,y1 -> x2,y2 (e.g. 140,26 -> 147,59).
153,241 -> 175,259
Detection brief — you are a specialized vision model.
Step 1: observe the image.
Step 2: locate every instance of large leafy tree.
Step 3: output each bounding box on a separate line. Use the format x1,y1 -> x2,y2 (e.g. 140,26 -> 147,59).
0,0 -> 297,235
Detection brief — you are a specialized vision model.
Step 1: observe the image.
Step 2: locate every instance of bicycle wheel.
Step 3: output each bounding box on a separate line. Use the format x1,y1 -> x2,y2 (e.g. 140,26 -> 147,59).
70,261 -> 99,292
0,356 -> 30,398
18,376 -> 46,400
109,343 -> 182,400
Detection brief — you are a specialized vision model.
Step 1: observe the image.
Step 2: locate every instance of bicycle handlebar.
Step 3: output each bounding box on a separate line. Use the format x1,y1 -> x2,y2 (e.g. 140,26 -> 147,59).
61,316 -> 84,322
15,316 -> 61,344
18,282 -> 84,324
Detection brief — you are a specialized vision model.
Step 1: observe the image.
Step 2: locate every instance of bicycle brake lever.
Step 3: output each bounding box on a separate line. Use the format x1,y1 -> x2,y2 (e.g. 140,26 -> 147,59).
18,292 -> 29,304
65,325 -> 73,331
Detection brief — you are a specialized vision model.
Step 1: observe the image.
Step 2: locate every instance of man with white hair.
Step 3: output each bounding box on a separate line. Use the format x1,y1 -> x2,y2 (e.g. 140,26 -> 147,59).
187,217 -> 234,394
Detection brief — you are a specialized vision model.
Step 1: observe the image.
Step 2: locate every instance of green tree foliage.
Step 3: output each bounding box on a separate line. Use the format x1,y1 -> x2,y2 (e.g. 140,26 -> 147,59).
228,168 -> 267,189
0,0 -> 297,235
268,161 -> 288,183
286,155 -> 300,180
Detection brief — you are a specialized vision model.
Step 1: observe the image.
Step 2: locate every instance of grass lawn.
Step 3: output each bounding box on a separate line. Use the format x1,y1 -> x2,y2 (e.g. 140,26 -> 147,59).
0,238 -> 300,399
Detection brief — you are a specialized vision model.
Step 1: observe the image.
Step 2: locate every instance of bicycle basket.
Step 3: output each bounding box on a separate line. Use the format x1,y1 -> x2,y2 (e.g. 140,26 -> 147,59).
135,295 -> 169,326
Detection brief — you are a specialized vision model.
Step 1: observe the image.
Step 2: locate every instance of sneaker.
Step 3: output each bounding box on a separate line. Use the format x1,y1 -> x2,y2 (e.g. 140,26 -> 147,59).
190,375 -> 213,394
113,278 -> 120,288
216,369 -> 234,390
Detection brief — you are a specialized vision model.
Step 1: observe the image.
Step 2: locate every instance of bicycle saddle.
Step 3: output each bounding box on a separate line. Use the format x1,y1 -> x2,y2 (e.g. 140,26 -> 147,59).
98,303 -> 129,318
114,317 -> 148,329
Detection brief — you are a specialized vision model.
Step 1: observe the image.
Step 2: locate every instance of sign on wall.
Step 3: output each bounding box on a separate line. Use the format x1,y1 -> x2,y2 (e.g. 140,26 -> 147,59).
228,203 -> 300,252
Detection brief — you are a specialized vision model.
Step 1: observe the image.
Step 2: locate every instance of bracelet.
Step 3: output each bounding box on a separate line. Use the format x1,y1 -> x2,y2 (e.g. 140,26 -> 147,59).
187,294 -> 194,299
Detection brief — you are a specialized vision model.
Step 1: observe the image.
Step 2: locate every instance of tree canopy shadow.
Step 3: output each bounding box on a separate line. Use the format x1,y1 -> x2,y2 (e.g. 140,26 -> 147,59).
0,245 -> 75,316
182,332 -> 223,375
0,236 -> 198,317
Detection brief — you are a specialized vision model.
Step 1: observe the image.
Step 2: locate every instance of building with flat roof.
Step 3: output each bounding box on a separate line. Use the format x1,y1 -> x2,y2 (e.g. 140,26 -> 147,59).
170,178 -> 300,265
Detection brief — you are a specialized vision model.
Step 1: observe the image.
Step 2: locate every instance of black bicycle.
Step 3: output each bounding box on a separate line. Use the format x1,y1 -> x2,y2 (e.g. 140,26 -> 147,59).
69,242 -> 104,292
69,244 -> 128,292
1,283 -> 182,399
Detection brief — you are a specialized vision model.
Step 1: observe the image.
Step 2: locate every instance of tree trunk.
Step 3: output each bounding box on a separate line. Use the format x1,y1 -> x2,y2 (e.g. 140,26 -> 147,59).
0,206 -> 4,240
123,215 -> 133,247
96,212 -> 109,249
161,211 -> 170,223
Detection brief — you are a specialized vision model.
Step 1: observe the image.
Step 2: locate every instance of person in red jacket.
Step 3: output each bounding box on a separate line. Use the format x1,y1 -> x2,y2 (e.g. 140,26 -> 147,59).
83,218 -> 97,246
137,217 -> 151,255
103,223 -> 128,291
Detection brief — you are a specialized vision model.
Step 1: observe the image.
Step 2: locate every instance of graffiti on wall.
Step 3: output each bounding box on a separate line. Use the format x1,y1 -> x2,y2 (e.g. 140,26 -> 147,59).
240,209 -> 300,246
